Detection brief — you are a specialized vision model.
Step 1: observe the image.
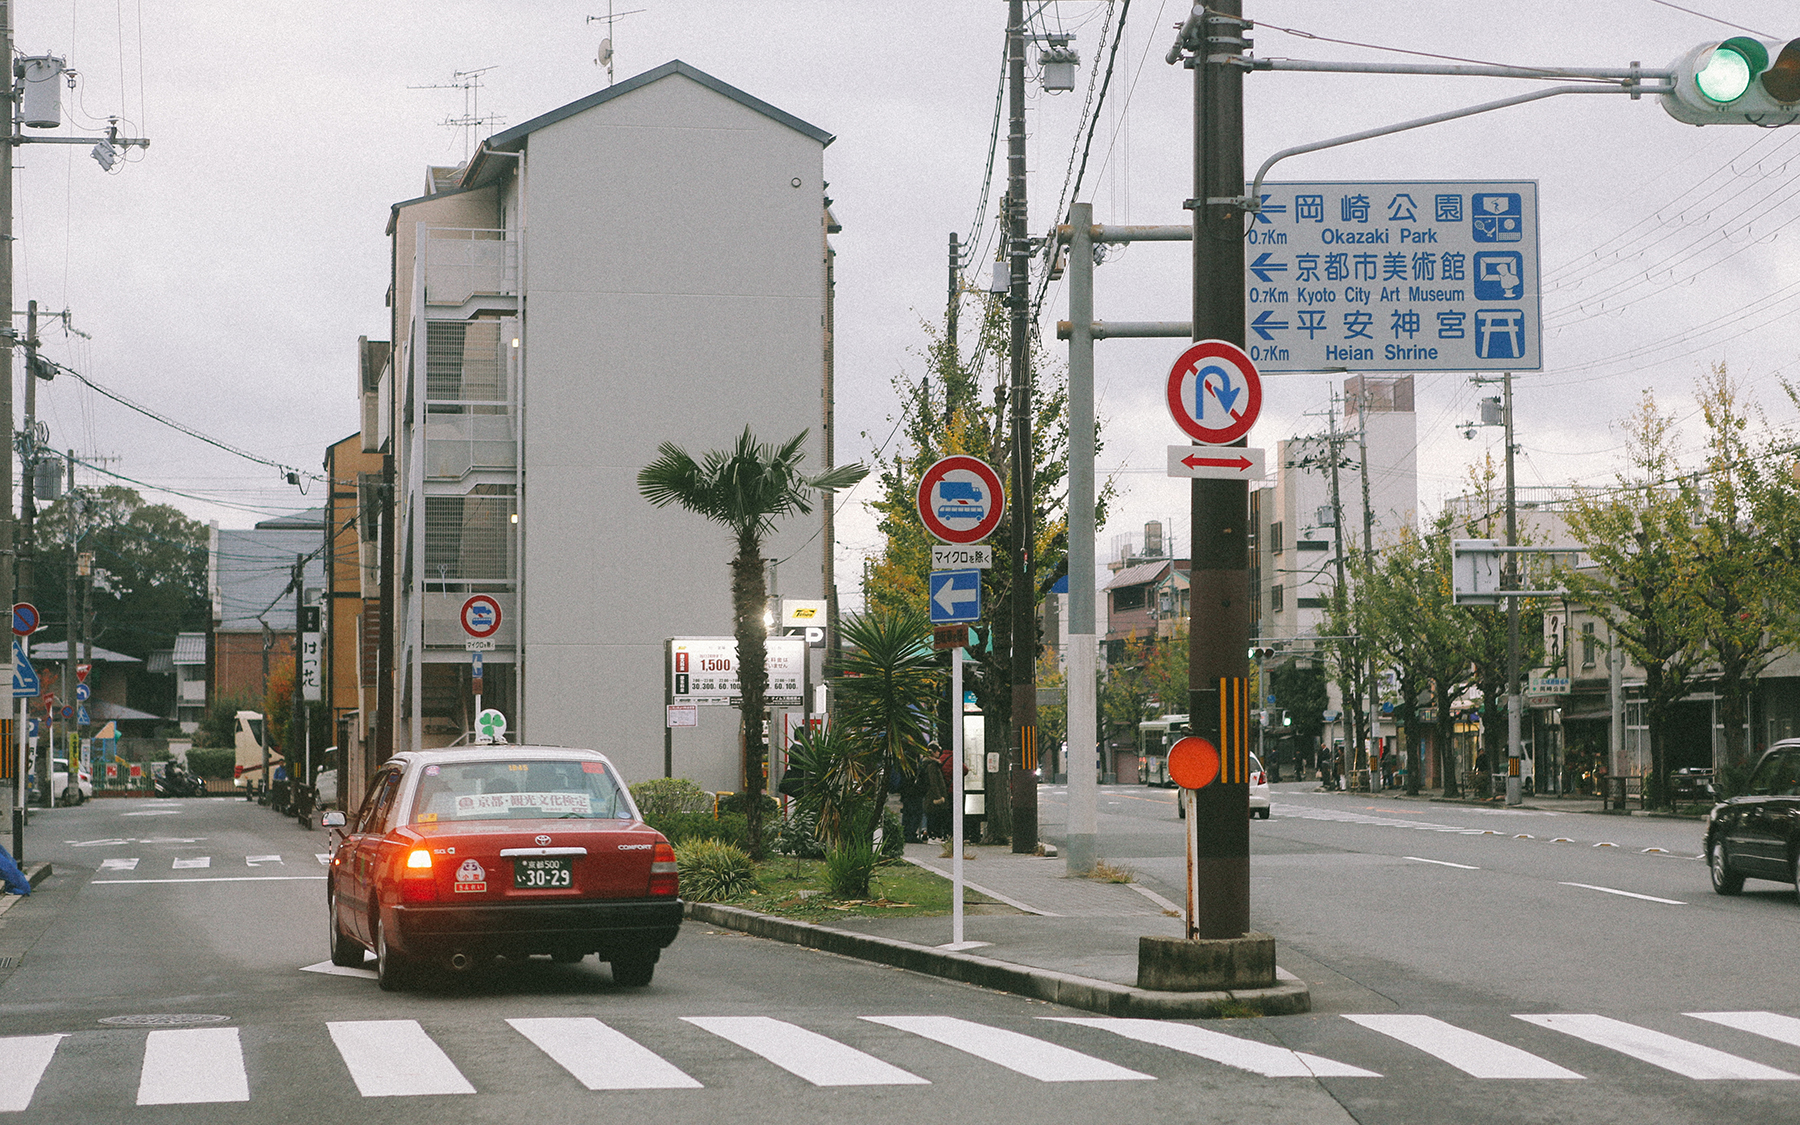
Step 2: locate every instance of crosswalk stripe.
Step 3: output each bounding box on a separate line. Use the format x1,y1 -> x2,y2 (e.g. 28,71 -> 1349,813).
508,1018 -> 701,1090
863,1016 -> 1153,1082
170,856 -> 209,869
1048,1017 -> 1379,1078
1515,1014 -> 1800,1080
682,1017 -> 928,1087
97,858 -> 138,872
0,1035 -> 64,1112
136,1027 -> 250,1105
1687,1011 -> 1800,1049
1346,1014 -> 1583,1079
327,1020 -> 476,1096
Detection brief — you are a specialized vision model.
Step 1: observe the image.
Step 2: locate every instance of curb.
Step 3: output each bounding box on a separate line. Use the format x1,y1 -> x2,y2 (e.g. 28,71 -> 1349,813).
0,863 -> 53,919
684,901 -> 1310,1019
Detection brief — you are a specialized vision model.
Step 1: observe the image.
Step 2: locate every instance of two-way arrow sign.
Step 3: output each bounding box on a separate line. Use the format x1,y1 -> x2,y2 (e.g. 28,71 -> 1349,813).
1167,445 -> 1266,481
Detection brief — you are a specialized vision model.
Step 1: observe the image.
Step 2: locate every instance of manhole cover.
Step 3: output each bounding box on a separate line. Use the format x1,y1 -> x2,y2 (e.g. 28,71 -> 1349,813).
99,1014 -> 230,1027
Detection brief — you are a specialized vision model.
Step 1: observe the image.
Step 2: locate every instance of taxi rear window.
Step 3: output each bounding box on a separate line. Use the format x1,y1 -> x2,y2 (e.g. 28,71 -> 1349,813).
409,759 -> 631,824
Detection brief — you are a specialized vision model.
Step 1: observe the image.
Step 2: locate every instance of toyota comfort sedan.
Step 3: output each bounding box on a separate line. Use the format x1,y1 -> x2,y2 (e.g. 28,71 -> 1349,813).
1705,740 -> 1800,901
323,746 -> 681,990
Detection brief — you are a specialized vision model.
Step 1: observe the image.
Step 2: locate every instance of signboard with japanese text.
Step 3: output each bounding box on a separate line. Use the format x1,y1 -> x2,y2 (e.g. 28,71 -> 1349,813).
299,604 -> 322,703
1245,181 -> 1540,372
669,637 -> 805,707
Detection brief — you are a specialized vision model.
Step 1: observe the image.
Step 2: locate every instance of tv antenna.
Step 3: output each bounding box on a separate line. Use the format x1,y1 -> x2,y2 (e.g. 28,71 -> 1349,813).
408,66 -> 504,160
586,5 -> 648,86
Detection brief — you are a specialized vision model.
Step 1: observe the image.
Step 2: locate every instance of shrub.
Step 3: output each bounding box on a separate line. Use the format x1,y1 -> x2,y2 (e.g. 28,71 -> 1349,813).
774,808 -> 826,858
878,807 -> 906,861
186,746 -> 236,779
824,835 -> 879,899
645,811 -> 748,848
676,838 -> 758,902
630,778 -> 714,820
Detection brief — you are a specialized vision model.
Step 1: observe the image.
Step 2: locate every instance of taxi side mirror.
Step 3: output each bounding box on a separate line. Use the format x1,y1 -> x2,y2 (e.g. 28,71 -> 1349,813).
321,811 -> 347,828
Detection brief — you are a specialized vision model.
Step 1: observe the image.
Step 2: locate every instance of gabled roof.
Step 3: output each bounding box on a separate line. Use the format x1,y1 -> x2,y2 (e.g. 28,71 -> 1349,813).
1106,560 -> 1177,591
172,633 -> 208,666
28,641 -> 141,664
462,60 -> 833,188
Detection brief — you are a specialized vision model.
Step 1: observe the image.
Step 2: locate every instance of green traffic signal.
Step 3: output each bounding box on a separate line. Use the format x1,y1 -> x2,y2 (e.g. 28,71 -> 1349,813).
1695,37 -> 1766,103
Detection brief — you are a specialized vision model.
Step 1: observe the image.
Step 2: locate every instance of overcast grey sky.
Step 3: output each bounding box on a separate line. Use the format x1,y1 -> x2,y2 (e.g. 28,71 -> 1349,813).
11,1 -> 1800,603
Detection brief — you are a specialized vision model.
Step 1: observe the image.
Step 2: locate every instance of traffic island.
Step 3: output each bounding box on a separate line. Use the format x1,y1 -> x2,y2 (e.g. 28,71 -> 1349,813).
687,902 -> 1308,1018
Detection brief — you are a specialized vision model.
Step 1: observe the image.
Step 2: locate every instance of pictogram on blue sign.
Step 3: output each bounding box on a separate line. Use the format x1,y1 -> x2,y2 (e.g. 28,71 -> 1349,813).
929,569 -> 982,625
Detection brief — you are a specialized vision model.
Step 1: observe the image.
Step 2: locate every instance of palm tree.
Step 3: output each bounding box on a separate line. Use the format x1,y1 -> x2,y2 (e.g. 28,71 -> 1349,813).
638,427 -> 867,859
835,603 -> 942,841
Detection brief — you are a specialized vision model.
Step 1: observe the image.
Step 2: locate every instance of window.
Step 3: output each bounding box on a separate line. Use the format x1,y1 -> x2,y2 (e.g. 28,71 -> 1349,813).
409,758 -> 628,824
1270,584 -> 1284,611
1296,540 -> 1329,552
1270,521 -> 1283,553
1113,585 -> 1147,613
1581,622 -> 1596,668
1297,596 -> 1328,609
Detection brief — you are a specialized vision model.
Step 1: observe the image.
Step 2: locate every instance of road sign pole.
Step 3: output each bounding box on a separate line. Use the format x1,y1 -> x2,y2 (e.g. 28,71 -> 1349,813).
951,645 -> 964,948
1188,2 -> 1253,940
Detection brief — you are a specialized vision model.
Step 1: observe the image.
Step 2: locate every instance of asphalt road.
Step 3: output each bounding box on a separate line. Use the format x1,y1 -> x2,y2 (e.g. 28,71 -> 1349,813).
0,790 -> 1795,1125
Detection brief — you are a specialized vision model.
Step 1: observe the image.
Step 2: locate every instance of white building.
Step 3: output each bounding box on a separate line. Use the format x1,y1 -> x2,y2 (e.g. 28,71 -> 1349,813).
375,61 -> 838,793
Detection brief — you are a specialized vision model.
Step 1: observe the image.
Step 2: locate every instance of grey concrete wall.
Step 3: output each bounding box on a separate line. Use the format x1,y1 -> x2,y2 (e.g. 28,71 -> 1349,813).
514,73 -> 827,790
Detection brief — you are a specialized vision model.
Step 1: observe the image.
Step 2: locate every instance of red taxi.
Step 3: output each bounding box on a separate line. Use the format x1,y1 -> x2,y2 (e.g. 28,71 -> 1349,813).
323,746 -> 681,991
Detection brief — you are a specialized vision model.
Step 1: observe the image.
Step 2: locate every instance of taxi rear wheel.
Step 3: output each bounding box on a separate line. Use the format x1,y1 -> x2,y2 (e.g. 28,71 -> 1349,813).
611,957 -> 655,987
375,916 -> 413,991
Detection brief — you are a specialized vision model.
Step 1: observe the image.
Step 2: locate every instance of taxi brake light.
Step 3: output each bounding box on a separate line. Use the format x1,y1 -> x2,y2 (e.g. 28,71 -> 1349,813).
401,848 -> 438,903
648,840 -> 678,897
406,849 -> 433,869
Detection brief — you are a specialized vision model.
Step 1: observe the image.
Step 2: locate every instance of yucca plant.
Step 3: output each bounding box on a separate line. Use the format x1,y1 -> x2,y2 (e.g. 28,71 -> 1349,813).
675,838 -> 758,902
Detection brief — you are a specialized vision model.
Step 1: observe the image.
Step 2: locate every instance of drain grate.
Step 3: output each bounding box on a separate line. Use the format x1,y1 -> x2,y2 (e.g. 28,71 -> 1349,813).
0,956 -> 19,971
99,1014 -> 230,1027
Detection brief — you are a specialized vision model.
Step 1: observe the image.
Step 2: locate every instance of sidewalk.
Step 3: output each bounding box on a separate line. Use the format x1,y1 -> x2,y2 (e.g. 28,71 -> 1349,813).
687,841 -> 1308,1019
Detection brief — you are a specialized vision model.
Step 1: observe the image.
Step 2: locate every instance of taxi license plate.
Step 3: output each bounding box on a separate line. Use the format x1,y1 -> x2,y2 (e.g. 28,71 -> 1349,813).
513,857 -> 573,889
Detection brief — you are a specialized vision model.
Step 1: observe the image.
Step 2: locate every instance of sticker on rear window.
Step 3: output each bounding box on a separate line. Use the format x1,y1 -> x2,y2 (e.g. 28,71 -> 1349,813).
425,765 -> 440,775
582,762 -> 606,774
453,792 -> 594,816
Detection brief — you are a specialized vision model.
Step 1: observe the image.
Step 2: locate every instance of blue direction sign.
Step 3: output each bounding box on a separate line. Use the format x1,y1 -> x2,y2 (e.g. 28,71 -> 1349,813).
78,704 -> 90,726
11,639 -> 38,698
1244,180 -> 1540,373
75,682 -> 91,703
929,569 -> 982,624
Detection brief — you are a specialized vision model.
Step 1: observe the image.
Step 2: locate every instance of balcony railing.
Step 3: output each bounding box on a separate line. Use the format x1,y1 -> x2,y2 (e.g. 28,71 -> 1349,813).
422,228 -> 518,307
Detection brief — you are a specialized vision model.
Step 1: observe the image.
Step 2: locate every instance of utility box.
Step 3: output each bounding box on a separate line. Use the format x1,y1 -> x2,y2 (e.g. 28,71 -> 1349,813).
18,56 -> 65,129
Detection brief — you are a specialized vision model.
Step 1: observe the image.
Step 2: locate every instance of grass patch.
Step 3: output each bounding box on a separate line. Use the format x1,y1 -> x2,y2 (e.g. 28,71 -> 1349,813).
725,857 -> 1002,922
1086,859 -> 1135,884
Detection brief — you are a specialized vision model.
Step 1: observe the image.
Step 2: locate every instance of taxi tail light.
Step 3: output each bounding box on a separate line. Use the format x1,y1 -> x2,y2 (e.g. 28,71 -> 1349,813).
401,848 -> 438,903
1251,770 -> 1266,786
648,840 -> 679,897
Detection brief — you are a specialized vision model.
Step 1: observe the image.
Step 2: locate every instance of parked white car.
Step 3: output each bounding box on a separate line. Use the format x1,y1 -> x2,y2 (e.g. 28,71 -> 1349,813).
46,758 -> 92,804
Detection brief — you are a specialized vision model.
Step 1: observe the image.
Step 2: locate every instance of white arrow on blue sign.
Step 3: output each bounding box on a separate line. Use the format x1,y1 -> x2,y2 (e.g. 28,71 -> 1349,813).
11,639 -> 38,697
929,569 -> 982,624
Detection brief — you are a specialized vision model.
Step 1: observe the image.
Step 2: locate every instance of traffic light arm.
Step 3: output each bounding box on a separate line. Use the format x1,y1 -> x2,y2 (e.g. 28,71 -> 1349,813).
1242,83 -> 1666,213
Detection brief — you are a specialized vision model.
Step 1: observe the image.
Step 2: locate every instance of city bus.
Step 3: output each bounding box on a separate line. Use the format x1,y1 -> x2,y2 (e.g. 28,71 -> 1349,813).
1137,713 -> 1189,787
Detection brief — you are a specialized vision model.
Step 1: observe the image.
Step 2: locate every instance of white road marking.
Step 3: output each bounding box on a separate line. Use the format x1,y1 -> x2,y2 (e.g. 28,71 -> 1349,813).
245,856 -> 282,866
1050,1017 -> 1378,1078
1687,1011 -> 1800,1049
509,1017 -> 702,1090
864,1016 -> 1153,1082
97,858 -> 139,872
93,876 -> 325,884
119,809 -> 183,817
136,1027 -> 250,1105
1125,882 -> 1183,913
67,838 -> 130,848
0,1035 -> 65,1112
327,1020 -> 475,1097
682,1016 -> 928,1087
170,856 -> 209,870
1516,1014 -> 1800,1080
1346,1014 -> 1583,1079
316,854 -> 332,865
902,858 -> 1060,916
298,958 -> 374,978
1404,856 -> 1479,870
1558,882 -> 1686,905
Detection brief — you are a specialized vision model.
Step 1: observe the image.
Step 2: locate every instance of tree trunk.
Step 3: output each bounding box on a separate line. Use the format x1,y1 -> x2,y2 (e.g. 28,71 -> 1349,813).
732,533 -> 768,861
1436,690 -> 1460,798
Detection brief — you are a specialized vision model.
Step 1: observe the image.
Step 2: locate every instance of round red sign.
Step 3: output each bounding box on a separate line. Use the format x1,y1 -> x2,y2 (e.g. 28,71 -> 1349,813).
1165,339 -> 1262,445
1167,735 -> 1221,790
460,594 -> 502,639
916,455 -> 1006,544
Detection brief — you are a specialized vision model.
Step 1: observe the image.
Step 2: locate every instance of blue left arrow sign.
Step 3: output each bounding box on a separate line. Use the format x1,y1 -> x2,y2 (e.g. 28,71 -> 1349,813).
929,569 -> 982,624
1249,252 -> 1288,283
1250,310 -> 1289,340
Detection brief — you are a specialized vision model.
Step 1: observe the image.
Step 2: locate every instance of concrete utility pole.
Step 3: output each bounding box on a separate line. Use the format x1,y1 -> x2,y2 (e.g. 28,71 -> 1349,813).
1354,386 -> 1381,786
1186,0 -> 1251,938
1502,370 -> 1522,806
1005,0 -> 1038,853
2,1 -> 18,856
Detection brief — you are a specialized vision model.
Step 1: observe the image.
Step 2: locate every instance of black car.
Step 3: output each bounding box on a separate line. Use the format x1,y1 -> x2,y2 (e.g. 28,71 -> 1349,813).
1705,741 -> 1800,900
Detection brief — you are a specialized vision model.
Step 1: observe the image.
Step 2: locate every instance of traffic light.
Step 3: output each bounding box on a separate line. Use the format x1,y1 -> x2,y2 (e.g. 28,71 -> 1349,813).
1248,646 -> 1276,660
1281,710 -> 1292,728
1664,37 -> 1800,124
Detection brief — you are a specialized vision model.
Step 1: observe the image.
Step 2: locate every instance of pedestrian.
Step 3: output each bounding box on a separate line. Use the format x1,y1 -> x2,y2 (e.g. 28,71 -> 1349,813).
923,742 -> 951,839
0,843 -> 29,896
